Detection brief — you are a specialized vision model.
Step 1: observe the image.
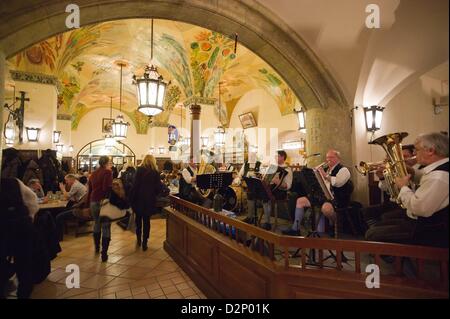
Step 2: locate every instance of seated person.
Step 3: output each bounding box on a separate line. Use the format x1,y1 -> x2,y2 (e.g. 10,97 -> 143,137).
261,150 -> 293,230
366,133 -> 449,247
27,179 -> 46,200
179,156 -> 206,206
59,174 -> 87,207
283,149 -> 353,236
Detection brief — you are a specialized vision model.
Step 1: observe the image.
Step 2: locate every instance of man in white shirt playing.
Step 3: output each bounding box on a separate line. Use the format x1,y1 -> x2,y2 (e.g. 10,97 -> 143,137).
283,149 -> 353,236
366,133 -> 448,247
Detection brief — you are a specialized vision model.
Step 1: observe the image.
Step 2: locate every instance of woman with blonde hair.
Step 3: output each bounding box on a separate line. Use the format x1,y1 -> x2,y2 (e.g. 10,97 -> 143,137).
129,155 -> 163,250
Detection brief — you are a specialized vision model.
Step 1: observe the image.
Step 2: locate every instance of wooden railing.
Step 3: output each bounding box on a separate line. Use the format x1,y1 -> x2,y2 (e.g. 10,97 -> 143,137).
169,195 -> 448,290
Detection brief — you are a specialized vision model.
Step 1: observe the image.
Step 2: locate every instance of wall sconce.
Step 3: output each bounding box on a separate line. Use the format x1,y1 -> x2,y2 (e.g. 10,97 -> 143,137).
25,127 -> 40,142
364,105 -> 384,132
200,136 -> 209,148
56,144 -> 64,153
294,107 -> 306,131
69,145 -> 74,153
53,131 -> 61,143
282,140 -> 303,150
5,139 -> 14,147
159,146 -> 165,154
3,90 -> 29,144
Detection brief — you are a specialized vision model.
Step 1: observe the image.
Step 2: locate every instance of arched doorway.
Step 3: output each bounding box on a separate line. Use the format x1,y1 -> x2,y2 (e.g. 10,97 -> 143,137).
76,139 -> 135,173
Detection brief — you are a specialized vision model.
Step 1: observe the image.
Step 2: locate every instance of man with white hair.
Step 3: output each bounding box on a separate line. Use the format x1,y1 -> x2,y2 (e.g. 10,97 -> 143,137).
283,149 -> 353,236
366,132 -> 449,247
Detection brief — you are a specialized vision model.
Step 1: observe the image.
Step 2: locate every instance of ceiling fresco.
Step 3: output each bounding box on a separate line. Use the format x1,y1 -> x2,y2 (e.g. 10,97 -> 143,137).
7,19 -> 300,134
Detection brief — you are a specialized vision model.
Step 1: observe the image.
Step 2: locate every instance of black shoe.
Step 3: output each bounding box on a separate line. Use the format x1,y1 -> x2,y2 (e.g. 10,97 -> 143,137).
136,236 -> 142,247
142,241 -> 148,251
282,229 -> 300,236
261,223 -> 272,231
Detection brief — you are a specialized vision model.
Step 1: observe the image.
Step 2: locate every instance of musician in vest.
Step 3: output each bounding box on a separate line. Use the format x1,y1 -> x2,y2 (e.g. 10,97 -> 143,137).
283,149 -> 353,236
261,150 -> 293,230
179,156 -> 203,205
237,159 -> 262,224
394,132 -> 448,247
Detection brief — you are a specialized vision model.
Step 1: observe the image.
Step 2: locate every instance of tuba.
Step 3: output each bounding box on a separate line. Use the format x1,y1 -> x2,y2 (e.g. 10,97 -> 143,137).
366,132 -> 410,207
196,157 -> 216,198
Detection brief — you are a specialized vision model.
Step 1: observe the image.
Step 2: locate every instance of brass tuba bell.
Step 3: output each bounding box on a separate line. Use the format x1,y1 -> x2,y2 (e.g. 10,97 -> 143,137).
368,132 -> 410,207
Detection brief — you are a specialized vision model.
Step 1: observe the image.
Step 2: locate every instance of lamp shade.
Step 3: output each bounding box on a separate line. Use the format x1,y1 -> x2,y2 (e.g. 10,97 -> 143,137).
56,144 -> 64,153
26,127 -> 40,142
133,65 -> 168,116
5,139 -> 14,147
4,121 -> 15,140
53,130 -> 61,143
159,146 -> 165,154
364,105 -> 384,132
214,126 -> 226,147
112,114 -> 129,140
69,145 -> 74,152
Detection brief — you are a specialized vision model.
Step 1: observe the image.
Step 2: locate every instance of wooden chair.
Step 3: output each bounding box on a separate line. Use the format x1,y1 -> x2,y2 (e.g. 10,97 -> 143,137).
63,195 -> 93,238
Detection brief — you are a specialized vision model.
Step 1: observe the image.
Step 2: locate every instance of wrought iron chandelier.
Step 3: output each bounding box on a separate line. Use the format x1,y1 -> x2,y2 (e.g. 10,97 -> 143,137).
112,62 -> 130,140
133,19 -> 169,116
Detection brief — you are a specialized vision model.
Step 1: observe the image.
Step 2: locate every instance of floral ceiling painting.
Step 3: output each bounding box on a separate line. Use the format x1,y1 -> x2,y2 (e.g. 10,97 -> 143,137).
8,19 -> 300,134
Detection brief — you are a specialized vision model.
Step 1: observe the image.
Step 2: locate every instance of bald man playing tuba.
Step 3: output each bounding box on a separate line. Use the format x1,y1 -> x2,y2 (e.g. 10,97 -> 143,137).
283,149 -> 353,236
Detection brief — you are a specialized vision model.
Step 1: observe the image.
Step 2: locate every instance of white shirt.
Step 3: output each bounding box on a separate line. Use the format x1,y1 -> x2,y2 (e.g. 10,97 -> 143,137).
398,158 -> 449,219
17,179 -> 39,220
327,164 -> 351,188
181,165 -> 197,184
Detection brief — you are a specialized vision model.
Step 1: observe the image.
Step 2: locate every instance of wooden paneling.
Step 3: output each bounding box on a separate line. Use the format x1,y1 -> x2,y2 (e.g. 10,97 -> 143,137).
218,251 -> 269,299
167,214 -> 185,255
186,228 -> 216,279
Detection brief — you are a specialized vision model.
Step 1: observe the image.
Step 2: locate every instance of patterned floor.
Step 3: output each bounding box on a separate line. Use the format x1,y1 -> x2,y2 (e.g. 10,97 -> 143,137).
8,217 -> 206,299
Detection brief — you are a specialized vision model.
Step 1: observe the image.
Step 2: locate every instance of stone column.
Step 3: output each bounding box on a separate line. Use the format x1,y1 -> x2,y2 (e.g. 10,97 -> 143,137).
0,50 -> 5,186
305,102 -> 352,170
189,103 -> 201,163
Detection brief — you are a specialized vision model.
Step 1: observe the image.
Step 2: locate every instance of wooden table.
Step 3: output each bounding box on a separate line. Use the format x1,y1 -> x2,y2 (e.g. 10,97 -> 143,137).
39,200 -> 68,210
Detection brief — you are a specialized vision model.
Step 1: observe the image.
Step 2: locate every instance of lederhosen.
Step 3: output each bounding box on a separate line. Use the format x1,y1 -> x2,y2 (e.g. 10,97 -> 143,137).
329,163 -> 353,209
179,166 -> 195,201
413,162 -> 449,248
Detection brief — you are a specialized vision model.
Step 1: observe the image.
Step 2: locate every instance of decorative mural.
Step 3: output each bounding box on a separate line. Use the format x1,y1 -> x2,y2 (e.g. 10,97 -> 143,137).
8,19 -> 300,134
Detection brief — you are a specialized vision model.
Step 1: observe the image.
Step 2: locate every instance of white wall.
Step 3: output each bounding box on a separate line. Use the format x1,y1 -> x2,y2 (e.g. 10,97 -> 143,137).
2,81 -> 57,150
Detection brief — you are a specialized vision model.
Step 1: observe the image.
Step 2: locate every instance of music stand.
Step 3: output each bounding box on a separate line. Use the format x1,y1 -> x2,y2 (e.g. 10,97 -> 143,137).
196,172 -> 233,190
243,177 -> 274,227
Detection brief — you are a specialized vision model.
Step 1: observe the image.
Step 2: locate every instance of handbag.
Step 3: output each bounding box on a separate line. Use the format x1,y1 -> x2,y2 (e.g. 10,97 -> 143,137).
99,199 -> 128,221
155,183 -> 171,208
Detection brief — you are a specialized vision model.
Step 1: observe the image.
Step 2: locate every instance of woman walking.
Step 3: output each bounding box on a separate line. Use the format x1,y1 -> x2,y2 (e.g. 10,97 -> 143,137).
130,155 -> 163,251
87,156 -> 113,261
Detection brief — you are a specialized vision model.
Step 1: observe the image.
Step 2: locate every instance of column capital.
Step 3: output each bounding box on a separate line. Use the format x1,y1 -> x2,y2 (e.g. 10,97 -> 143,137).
189,103 -> 201,120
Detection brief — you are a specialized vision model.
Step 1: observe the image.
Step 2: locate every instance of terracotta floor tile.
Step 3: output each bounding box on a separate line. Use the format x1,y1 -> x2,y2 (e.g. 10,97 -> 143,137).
103,277 -> 136,288
115,288 -> 132,298
162,286 -> 178,295
131,286 -> 147,295
148,288 -> 165,298
98,264 -> 129,277
157,279 -> 173,288
165,292 -> 183,299
102,293 -> 116,299
179,287 -> 196,298
145,282 -> 161,292
133,292 -> 150,299
171,276 -> 186,285
81,274 -> 116,289
175,282 -> 190,291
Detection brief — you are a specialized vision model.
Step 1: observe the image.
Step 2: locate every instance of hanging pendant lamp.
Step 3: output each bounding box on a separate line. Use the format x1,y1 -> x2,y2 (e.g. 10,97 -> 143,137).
112,62 -> 130,140
133,19 -> 169,116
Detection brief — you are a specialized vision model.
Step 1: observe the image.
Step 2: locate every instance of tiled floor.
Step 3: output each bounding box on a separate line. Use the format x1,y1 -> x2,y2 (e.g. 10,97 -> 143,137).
8,217 -> 206,299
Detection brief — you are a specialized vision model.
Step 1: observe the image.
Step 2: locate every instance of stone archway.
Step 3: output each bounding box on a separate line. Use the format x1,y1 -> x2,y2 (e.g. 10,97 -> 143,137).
0,0 -> 352,166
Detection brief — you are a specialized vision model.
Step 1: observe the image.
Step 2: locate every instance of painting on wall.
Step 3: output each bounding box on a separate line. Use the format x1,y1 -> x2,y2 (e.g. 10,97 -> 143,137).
238,112 -> 257,129
102,118 -> 114,133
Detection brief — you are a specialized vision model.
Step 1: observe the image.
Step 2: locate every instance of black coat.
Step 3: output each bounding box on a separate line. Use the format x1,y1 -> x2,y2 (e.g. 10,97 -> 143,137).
130,167 -> 162,217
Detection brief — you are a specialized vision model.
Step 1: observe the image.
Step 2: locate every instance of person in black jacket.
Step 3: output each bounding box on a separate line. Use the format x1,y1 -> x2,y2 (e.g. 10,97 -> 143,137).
130,155 -> 163,251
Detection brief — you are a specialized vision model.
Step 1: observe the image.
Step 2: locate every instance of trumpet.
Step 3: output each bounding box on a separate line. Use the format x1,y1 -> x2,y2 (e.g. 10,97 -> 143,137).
315,162 -> 329,170
355,160 -> 387,176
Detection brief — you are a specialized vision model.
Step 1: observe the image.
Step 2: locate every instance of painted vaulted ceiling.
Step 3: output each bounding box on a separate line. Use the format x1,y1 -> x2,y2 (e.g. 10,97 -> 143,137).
7,19 -> 300,134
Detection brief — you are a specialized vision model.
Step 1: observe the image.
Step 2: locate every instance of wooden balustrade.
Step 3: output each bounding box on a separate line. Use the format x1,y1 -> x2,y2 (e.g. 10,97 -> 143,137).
166,195 -> 449,298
